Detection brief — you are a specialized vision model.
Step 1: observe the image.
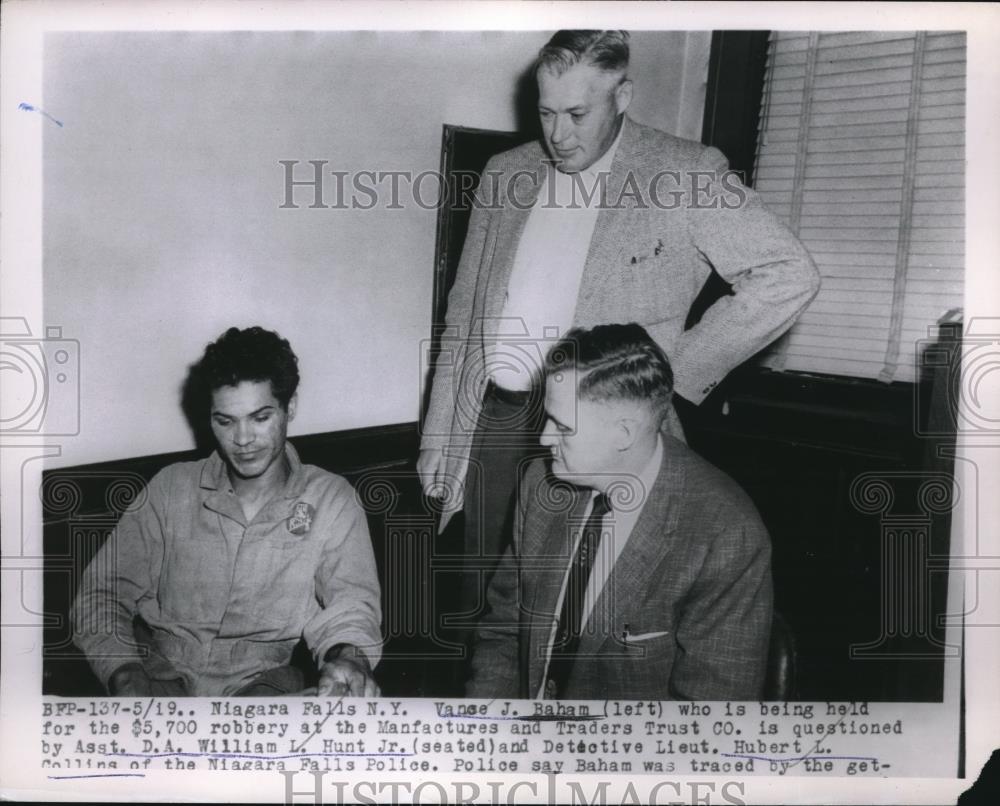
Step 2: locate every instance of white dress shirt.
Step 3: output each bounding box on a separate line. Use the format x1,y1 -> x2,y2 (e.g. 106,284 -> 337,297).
486,124 -> 625,391
537,435 -> 664,697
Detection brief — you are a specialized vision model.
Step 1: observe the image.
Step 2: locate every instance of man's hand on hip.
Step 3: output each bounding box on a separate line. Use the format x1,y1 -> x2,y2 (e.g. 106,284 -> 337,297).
318,644 -> 380,697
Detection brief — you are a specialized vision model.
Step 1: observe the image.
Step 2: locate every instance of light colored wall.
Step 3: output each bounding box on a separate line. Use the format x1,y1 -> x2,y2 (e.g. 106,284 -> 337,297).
44,30 -> 711,467
629,30 -> 711,140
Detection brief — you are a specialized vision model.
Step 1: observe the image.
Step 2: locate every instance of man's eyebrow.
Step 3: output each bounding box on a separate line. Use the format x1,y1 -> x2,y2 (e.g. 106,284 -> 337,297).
538,103 -> 589,113
211,405 -> 275,418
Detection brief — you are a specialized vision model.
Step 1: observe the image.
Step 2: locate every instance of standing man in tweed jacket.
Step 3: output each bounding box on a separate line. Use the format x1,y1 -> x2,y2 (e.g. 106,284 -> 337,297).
418,31 -> 816,659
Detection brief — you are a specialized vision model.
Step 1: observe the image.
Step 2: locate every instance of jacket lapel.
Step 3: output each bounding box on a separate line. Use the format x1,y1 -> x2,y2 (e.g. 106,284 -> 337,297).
483,165 -> 544,321
575,117 -> 644,318
580,442 -> 686,653
523,477 -> 591,695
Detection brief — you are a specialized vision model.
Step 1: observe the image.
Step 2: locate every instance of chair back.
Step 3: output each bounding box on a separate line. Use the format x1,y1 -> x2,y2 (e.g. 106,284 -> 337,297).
763,611 -> 796,700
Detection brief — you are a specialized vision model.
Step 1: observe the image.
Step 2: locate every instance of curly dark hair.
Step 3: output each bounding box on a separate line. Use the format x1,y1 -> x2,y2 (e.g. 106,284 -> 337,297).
194,326 -> 300,409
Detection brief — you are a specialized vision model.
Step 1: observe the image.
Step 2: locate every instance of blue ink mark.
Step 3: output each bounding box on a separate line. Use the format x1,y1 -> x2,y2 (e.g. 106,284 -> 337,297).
434,712 -> 604,722
723,753 -> 879,763
741,712 -> 862,772
48,773 -> 146,780
18,102 -> 63,127
109,751 -> 413,760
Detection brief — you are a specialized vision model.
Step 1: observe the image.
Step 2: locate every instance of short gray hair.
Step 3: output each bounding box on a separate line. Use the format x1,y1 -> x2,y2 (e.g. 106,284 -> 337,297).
535,30 -> 630,78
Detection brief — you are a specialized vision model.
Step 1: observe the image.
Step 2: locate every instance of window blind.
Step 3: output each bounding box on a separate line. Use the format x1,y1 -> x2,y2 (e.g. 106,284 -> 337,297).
753,31 -> 965,383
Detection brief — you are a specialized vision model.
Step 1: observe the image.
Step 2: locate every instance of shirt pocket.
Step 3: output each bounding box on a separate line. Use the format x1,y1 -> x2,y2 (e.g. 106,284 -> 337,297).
159,531 -> 231,624
244,535 -> 316,626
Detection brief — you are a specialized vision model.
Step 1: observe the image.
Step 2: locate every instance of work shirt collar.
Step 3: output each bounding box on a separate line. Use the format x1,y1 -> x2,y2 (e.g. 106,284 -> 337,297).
199,442 -> 307,524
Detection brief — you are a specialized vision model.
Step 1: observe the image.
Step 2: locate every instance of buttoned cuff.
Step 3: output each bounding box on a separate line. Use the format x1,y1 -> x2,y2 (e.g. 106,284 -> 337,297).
313,631 -> 382,672
672,375 -> 718,406
91,651 -> 145,694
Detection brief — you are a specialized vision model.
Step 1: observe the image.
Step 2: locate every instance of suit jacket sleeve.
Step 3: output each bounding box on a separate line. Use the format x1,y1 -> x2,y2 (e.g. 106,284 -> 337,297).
669,507 -> 773,700
466,460 -> 535,698
420,158 -> 501,451
670,146 -> 820,404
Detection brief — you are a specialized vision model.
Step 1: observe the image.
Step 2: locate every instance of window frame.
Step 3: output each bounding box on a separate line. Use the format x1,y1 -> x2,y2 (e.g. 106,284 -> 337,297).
694,29 -> 936,449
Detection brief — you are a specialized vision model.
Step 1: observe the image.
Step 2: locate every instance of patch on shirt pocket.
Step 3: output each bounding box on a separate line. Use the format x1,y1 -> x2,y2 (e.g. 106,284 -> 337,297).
287,501 -> 315,535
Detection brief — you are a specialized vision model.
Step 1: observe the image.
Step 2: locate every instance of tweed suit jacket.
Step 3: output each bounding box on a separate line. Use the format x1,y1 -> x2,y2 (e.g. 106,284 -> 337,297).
467,438 -> 773,701
422,118 -> 819,528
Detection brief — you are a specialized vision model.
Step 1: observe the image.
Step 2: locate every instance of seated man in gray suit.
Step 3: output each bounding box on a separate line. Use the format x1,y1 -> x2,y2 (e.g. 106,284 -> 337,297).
468,323 -> 772,700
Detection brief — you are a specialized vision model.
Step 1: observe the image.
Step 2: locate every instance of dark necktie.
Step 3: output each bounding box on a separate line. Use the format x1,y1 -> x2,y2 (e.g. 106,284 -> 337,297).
546,492 -> 612,697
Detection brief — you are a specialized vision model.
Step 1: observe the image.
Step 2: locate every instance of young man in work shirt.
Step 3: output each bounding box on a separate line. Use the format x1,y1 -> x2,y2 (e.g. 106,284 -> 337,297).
72,326 -> 381,696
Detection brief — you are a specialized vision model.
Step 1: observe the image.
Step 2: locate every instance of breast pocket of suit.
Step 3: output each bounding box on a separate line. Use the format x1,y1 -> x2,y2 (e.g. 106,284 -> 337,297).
605,250 -> 690,332
597,625 -> 677,698
620,628 -> 675,661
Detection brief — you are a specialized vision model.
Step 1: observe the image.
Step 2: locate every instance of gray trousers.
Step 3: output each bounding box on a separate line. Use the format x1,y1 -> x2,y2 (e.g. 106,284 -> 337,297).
457,383 -> 546,639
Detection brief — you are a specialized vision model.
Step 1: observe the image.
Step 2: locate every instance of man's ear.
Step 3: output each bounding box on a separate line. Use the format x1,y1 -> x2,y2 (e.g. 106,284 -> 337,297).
615,78 -> 633,115
614,415 -> 640,451
286,393 -> 298,422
